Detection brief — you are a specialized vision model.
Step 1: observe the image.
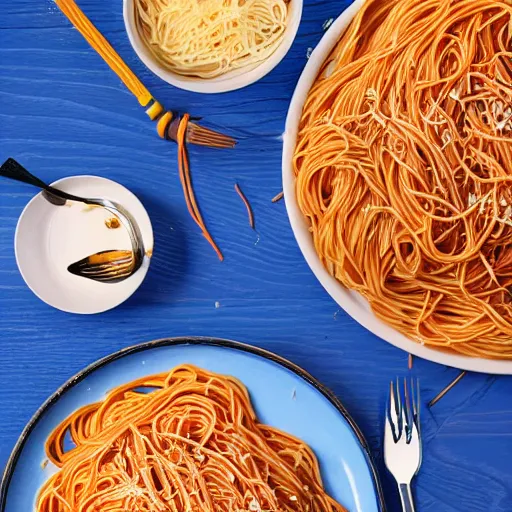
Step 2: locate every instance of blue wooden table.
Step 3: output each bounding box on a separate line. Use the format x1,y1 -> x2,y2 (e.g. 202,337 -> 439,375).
1,1 -> 512,510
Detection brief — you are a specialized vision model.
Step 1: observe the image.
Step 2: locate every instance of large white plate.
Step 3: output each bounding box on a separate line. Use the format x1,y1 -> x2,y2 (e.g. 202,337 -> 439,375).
282,1 -> 512,374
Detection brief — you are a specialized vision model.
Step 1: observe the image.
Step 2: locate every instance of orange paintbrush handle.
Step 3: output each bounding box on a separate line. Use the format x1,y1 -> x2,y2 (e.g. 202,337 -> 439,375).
54,0 -> 181,139
54,0 -> 153,107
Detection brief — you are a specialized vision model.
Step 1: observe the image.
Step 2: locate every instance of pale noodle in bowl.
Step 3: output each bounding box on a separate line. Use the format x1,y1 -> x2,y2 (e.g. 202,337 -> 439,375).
293,0 -> 512,359
134,0 -> 290,79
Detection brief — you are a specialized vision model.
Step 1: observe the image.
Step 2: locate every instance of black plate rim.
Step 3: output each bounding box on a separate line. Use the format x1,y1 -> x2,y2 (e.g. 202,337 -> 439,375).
0,336 -> 386,511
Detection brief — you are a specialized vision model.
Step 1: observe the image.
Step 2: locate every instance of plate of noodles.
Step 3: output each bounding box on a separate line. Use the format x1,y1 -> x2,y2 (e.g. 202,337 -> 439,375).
283,0 -> 512,373
0,337 -> 385,512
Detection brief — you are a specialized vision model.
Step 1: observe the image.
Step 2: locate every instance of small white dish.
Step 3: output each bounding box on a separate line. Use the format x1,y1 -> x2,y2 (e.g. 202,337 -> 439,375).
15,176 -> 153,314
282,0 -> 512,374
123,0 -> 303,94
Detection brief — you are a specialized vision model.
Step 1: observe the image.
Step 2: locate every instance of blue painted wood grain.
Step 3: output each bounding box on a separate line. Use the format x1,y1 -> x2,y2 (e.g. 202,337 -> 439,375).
1,1 -> 511,510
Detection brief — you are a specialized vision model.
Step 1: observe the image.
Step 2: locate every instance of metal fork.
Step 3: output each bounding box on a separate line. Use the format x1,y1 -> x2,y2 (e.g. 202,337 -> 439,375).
67,250 -> 136,283
384,378 -> 422,512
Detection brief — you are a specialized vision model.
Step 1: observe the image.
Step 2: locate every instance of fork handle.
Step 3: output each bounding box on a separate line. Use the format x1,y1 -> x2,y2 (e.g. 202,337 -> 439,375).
398,483 -> 415,512
1,158 -> 49,189
1,158 -> 89,205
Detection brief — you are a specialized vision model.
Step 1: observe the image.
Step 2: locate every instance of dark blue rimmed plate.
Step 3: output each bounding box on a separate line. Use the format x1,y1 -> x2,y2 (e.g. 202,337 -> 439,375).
0,337 -> 385,511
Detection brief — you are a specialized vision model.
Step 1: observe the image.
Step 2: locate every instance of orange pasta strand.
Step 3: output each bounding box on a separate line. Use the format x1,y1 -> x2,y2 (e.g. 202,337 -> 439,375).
36,365 -> 345,512
178,115 -> 224,261
54,0 -> 152,106
235,183 -> 255,229
294,0 -> 512,358
272,191 -> 284,203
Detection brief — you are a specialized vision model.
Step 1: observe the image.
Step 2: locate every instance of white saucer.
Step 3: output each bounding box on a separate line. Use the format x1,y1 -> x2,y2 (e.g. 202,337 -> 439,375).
15,176 -> 153,314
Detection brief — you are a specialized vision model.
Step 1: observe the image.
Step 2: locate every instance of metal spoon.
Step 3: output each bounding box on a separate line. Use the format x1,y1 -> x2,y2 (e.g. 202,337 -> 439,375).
0,158 -> 145,283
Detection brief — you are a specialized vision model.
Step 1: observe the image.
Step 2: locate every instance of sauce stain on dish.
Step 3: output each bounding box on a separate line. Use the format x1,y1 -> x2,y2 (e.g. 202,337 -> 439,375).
104,216 -> 121,229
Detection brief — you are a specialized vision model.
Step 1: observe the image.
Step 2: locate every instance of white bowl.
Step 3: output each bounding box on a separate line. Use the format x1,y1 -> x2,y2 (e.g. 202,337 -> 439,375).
15,176 -> 153,314
282,1 -> 512,374
123,0 -> 303,94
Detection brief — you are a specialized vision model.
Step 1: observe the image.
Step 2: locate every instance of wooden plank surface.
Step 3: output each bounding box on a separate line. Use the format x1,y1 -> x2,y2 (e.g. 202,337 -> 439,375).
1,1 -> 511,510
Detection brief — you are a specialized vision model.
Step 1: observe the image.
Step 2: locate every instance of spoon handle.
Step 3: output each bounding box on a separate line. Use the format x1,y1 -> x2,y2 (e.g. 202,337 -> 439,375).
0,158 -> 49,189
0,158 -> 88,205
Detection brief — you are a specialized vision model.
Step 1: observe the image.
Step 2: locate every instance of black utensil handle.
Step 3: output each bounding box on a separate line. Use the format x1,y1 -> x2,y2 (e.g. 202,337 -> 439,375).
0,158 -> 49,189
0,158 -> 88,205
399,483 -> 415,512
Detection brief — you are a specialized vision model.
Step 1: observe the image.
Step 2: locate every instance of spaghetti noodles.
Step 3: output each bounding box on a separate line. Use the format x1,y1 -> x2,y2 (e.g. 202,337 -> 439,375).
134,0 -> 289,78
293,0 -> 512,358
36,365 -> 345,512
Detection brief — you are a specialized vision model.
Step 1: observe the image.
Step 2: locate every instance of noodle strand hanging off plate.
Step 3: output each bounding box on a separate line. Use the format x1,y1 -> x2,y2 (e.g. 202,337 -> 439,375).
294,0 -> 512,358
37,365 -> 345,512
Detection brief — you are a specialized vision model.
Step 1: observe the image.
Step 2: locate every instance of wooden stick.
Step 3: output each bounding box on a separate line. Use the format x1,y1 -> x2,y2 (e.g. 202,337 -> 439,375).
429,371 -> 467,407
271,191 -> 284,203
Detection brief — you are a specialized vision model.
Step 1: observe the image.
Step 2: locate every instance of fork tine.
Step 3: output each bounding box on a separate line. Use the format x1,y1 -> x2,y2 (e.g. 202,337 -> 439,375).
415,378 -> 423,471
411,377 -> 419,420
187,121 -> 234,142
73,258 -> 133,273
165,114 -> 236,149
67,249 -> 135,283
186,122 -> 236,148
75,266 -> 133,282
78,257 -> 133,271
388,380 -> 395,418
93,270 -> 132,282
410,377 -> 416,417
78,263 -> 133,277
396,377 -> 404,437
388,380 -> 400,442
187,134 -> 235,149
69,257 -> 132,273
416,378 -> 421,435
404,378 -> 413,442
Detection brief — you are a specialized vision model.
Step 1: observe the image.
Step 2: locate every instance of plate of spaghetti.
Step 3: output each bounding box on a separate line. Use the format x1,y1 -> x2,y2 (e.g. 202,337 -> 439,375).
283,0 -> 512,373
0,337 -> 384,512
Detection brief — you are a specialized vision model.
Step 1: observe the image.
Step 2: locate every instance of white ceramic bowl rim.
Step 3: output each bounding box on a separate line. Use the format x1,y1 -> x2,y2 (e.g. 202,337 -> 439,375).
123,0 -> 303,94
282,1 -> 512,374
